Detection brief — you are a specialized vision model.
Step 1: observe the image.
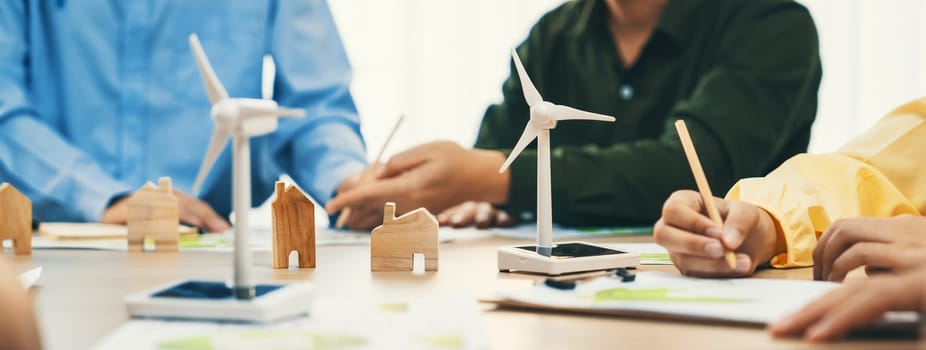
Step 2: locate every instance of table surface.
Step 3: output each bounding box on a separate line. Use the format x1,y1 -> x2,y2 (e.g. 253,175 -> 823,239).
6,232 -> 921,350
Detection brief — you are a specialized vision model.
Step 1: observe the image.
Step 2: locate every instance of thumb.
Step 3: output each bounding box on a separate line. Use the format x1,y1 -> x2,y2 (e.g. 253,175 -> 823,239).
718,201 -> 760,250
379,146 -> 429,179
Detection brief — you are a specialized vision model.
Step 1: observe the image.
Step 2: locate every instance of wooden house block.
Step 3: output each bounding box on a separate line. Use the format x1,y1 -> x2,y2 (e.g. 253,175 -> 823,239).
371,202 -> 438,271
127,177 -> 179,252
0,183 -> 31,255
271,181 -> 316,269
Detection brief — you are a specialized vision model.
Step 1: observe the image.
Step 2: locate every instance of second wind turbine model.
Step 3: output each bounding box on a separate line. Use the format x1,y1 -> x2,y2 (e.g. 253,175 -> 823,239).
124,34 -> 313,322
496,50 -> 640,275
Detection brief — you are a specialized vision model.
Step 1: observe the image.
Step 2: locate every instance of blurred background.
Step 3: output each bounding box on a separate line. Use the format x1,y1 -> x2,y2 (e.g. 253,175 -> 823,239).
256,0 -> 926,224
308,0 -> 926,159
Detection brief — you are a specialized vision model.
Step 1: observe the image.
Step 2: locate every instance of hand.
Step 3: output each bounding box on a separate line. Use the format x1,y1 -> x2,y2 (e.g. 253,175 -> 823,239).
437,201 -> 516,229
330,164 -> 386,230
653,190 -> 781,277
768,267 -> 926,342
813,215 -> 926,282
326,141 -> 510,231
336,162 -> 385,194
101,189 -> 230,233
0,260 -> 41,350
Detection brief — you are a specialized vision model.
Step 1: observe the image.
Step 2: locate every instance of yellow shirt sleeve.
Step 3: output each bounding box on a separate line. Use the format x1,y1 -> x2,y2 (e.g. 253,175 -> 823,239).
726,98 -> 926,268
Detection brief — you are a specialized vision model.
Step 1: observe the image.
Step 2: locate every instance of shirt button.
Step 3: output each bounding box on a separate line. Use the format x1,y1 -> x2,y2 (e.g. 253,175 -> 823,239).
619,84 -> 634,100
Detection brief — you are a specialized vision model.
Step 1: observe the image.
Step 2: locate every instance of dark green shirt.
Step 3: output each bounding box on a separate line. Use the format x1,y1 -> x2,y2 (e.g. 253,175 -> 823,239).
475,0 -> 821,226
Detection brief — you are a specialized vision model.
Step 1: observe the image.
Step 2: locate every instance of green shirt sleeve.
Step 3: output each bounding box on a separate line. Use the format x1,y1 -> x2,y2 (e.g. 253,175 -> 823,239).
477,1 -> 821,226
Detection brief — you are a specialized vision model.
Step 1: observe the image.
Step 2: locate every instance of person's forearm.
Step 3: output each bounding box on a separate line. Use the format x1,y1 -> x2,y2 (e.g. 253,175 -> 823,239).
0,115 -> 134,221
727,154 -> 920,268
468,149 -> 510,205
289,121 -> 366,204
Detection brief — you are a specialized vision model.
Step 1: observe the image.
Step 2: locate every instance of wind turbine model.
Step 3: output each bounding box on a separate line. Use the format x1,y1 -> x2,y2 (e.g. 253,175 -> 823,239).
125,34 -> 312,322
496,50 -> 640,275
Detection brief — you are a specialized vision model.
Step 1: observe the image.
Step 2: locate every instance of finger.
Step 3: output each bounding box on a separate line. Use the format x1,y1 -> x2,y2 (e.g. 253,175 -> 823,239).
184,200 -> 229,233
326,177 -> 410,214
671,253 -> 752,277
101,201 -> 129,225
661,191 -> 721,237
473,202 -> 494,229
176,197 -> 205,228
437,212 -> 450,225
716,201 -> 760,250
828,242 -> 893,282
768,283 -> 859,337
820,218 -> 885,282
814,219 -> 853,280
379,145 -> 430,179
813,230 -> 829,281
437,203 -> 464,226
450,202 -> 478,228
654,219 -> 727,258
803,286 -> 891,342
495,210 -> 515,227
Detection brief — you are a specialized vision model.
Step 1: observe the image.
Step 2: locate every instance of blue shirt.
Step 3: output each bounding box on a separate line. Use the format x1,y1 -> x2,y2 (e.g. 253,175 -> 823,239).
0,0 -> 367,222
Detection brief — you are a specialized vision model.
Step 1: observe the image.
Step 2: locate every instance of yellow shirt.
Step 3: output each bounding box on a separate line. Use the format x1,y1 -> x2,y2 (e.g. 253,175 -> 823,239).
727,98 -> 926,268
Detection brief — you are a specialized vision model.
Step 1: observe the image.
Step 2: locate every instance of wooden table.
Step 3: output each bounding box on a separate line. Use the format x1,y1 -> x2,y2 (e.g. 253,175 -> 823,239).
7,233 -> 922,349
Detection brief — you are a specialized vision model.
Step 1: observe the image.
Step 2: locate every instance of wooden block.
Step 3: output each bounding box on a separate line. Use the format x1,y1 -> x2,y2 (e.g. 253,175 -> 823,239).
371,202 -> 438,271
0,183 -> 31,255
126,177 -> 179,252
271,181 -> 316,269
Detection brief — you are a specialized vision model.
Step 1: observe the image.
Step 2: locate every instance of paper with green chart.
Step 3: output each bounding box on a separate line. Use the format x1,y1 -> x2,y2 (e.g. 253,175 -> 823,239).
95,297 -> 489,350
492,272 -> 919,326
490,224 -> 652,240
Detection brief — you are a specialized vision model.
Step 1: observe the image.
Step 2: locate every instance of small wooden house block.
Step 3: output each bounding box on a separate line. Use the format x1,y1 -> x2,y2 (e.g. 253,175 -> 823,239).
127,177 -> 179,252
271,181 -> 316,269
371,202 -> 438,271
0,183 -> 32,255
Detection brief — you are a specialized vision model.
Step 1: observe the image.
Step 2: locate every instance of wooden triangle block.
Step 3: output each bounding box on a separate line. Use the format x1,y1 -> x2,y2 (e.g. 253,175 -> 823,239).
271,181 -> 316,268
127,177 -> 180,252
371,202 -> 438,271
0,183 -> 31,255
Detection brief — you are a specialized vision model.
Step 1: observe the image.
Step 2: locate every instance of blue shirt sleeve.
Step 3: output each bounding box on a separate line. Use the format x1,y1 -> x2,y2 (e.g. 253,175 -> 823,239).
0,1 -> 134,222
269,0 -> 367,204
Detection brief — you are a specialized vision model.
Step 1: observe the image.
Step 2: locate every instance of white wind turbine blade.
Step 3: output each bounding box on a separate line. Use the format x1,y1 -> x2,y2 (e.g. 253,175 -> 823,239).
499,124 -> 540,173
189,34 -> 229,104
549,105 -> 616,122
274,107 -> 305,118
239,104 -> 305,119
511,49 -> 543,107
192,127 -> 232,195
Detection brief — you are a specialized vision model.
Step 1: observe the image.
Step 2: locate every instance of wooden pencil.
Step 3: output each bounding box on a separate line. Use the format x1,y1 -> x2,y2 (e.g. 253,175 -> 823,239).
674,120 -> 737,269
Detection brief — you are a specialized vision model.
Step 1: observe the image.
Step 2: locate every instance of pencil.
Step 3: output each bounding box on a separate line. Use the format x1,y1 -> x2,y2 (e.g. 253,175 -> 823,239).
674,120 -> 737,269
335,114 -> 406,229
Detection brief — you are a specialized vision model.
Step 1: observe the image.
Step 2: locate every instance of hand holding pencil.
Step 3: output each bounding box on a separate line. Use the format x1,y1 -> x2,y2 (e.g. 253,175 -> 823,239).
652,120 -> 783,277
674,120 -> 738,269
334,114 -> 405,230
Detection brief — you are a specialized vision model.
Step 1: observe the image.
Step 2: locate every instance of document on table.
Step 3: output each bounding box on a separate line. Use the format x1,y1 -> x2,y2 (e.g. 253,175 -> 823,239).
14,226 -> 474,252
489,271 -> 919,326
491,224 -> 652,240
95,297 -> 489,350
603,243 -> 672,265
18,266 -> 42,290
